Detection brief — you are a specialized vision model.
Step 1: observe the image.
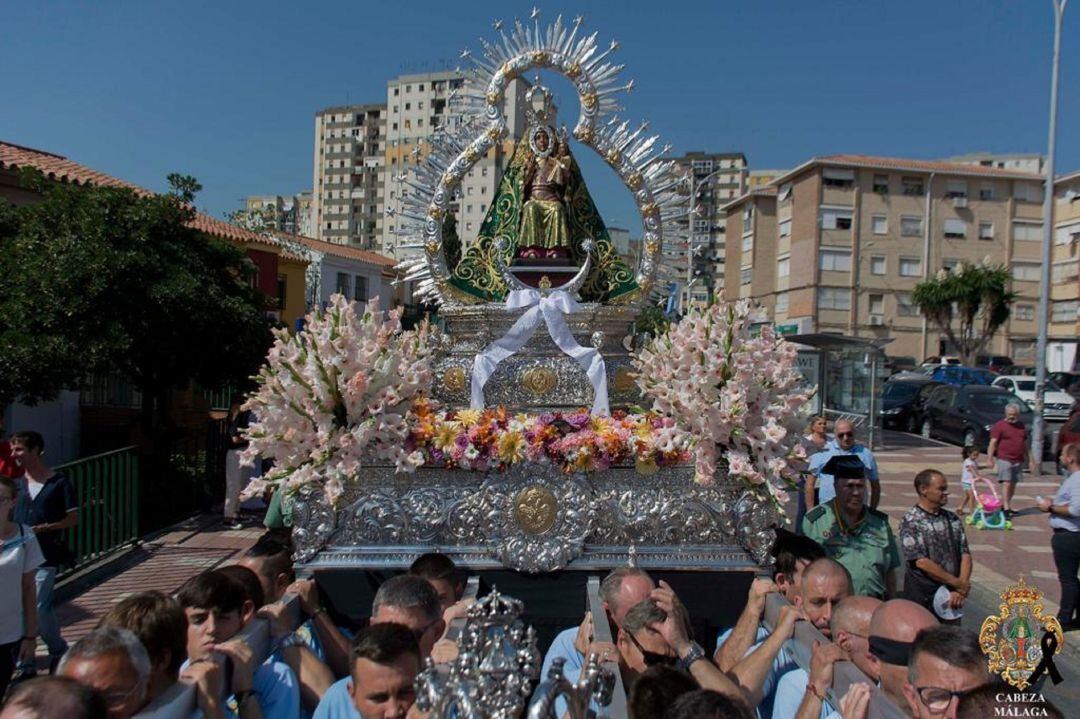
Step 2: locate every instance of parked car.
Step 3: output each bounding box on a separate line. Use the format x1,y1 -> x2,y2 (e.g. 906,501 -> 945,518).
975,355 -> 1013,374
879,377 -> 942,432
927,366 -> 995,387
921,355 -> 963,368
991,375 -> 1075,421
1056,406 -> 1080,471
1049,371 -> 1080,397
886,356 -> 918,376
921,385 -> 1054,458
1000,365 -> 1036,376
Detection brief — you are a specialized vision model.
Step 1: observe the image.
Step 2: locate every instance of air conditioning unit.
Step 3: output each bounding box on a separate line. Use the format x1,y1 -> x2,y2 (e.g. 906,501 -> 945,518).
869,316 -> 885,326
952,197 -> 969,208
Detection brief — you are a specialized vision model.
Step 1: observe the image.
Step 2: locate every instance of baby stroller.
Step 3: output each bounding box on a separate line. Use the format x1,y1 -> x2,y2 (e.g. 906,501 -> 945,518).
966,475 -> 1012,530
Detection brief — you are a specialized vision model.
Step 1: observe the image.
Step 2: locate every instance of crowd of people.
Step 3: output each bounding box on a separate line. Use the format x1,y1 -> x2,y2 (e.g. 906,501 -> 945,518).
1,408 -> 1078,718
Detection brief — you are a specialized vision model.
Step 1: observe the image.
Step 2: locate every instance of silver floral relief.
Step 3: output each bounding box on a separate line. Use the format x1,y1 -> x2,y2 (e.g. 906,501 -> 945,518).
295,465 -> 776,572
291,484 -> 337,564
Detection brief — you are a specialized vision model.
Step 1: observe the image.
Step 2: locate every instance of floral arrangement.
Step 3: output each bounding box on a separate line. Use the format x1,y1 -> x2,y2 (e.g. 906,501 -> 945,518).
405,401 -> 691,474
633,300 -> 811,504
240,294 -> 436,505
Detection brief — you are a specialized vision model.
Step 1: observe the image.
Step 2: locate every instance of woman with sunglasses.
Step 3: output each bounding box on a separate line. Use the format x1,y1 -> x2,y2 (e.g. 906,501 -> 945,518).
0,475 -> 44,698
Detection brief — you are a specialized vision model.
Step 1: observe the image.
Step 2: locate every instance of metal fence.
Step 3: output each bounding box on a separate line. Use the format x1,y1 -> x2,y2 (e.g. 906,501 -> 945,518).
56,446 -> 140,575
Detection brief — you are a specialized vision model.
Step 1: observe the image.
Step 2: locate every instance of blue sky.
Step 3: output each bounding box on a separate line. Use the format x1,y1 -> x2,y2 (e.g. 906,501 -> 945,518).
2,1 -> 1076,233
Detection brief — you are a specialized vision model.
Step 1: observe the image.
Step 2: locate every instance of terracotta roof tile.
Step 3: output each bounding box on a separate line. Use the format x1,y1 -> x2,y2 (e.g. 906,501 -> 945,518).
0,141 -> 283,251
270,231 -> 396,268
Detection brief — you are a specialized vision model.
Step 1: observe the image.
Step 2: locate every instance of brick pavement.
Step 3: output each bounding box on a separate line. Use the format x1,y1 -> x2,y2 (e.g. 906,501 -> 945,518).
54,514 -> 264,646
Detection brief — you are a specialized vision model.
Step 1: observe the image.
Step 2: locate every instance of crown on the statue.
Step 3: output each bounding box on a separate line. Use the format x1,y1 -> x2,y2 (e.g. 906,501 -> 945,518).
467,586 -> 525,623
1000,576 -> 1042,604
525,80 -> 556,124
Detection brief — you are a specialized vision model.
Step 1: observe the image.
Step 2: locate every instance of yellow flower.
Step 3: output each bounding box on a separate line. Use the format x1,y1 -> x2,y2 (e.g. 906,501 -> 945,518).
496,430 -> 527,464
433,422 -> 459,452
456,409 -> 483,427
635,457 -> 659,476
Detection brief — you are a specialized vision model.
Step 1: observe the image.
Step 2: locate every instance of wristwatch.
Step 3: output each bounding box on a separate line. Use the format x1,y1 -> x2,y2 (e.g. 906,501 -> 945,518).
676,641 -> 706,671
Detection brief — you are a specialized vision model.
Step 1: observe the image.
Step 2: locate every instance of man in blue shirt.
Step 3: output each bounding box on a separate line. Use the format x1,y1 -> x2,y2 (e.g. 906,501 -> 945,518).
805,420 -> 880,510
315,576 -> 443,719
316,624 -> 419,719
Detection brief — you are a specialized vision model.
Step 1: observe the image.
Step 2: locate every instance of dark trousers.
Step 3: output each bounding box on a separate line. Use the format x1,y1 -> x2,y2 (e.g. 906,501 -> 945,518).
0,639 -> 18,702
1051,529 -> 1080,624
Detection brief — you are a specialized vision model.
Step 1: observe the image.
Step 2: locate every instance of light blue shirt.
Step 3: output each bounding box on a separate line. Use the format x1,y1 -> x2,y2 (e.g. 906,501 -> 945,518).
180,658 -> 299,719
313,677 -> 357,719
530,627 -> 583,718
771,668 -> 835,719
1049,470 -> 1080,532
716,623 -> 797,719
808,442 -> 879,505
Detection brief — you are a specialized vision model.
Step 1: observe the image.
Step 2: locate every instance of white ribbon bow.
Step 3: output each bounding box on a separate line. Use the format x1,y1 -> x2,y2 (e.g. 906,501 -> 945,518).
470,289 -> 610,414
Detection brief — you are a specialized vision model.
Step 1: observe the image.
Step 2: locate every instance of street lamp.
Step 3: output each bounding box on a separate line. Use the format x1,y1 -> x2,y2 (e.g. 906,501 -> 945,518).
1033,0 -> 1069,470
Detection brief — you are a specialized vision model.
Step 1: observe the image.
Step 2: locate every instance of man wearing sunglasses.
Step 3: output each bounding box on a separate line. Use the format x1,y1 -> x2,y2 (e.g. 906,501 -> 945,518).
806,421 -> 881,512
902,626 -> 989,719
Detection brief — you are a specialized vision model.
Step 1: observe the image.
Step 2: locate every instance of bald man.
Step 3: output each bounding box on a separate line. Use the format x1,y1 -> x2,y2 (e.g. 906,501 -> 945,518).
732,559 -> 852,718
866,599 -> 939,710
770,596 -> 880,719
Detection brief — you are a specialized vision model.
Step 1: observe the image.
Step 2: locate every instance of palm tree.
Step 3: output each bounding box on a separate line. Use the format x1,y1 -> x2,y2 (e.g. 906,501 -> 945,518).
912,260 -> 1016,366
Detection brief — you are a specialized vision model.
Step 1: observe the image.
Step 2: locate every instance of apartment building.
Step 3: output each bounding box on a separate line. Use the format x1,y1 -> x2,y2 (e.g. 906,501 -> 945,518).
313,103 -> 386,249
239,193 -> 312,236
1051,171 -> 1080,370
723,154 -> 1050,362
665,152 -> 747,308
946,152 -> 1046,176
748,169 -> 785,188
382,71 -> 527,260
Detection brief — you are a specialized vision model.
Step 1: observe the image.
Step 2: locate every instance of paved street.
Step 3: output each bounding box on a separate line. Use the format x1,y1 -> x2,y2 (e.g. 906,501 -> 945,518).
872,430 -> 1080,704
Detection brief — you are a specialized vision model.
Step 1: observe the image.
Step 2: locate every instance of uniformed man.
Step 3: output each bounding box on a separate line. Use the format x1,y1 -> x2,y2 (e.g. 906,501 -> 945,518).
802,455 -> 900,599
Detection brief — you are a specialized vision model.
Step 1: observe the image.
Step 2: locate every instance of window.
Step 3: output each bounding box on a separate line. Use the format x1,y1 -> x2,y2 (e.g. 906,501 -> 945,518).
1013,222 -> 1043,242
869,294 -> 885,315
354,275 -> 368,301
277,275 -> 287,311
871,215 -> 888,235
335,272 -> 350,299
942,258 -> 960,271
979,183 -> 995,201
1015,304 -> 1035,321
943,219 -> 966,238
405,102 -> 411,110
1056,222 -> 1080,245
870,255 -> 886,275
819,249 -> 852,272
1014,183 -> 1043,203
902,176 -> 924,196
775,292 -> 789,314
742,235 -> 753,252
1052,300 -> 1078,324
872,174 -> 888,193
777,257 -> 790,278
742,205 -> 753,233
822,168 -> 855,188
405,84 -> 411,92
741,267 -> 752,285
945,180 -> 968,199
1012,262 -> 1040,281
899,257 -> 922,277
466,221 -> 473,231
694,219 -> 711,233
901,215 -> 923,237
779,218 -> 792,237
778,182 -> 793,202
821,208 -> 853,230
817,287 -> 851,310
897,293 -> 917,316
978,221 -> 994,240
1052,260 -> 1079,283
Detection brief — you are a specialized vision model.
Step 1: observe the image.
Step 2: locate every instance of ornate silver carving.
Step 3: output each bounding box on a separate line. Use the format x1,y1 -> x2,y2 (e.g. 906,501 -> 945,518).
528,654 -> 615,719
294,464 -> 771,572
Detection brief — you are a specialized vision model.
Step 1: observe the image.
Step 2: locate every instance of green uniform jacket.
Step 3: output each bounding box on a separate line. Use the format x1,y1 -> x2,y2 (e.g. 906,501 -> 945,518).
802,501 -> 901,599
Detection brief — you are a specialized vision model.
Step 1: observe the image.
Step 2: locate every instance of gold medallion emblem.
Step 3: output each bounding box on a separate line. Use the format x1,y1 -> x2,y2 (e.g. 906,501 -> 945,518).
442,367 -> 467,393
521,367 -> 557,396
538,275 -> 553,290
979,577 -> 1064,689
513,485 -> 558,535
612,367 -> 637,393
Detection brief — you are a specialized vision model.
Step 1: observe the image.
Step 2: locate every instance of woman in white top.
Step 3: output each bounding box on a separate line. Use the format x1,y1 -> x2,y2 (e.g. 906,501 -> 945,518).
0,474 -> 43,697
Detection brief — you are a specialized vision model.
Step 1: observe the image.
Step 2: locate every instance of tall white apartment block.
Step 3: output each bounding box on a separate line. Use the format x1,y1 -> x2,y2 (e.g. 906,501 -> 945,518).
313,104 -> 386,249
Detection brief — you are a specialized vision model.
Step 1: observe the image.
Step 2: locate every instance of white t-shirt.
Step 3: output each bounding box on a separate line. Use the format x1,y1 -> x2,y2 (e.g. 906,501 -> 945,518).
0,524 -> 45,643
961,458 -> 978,487
27,479 -> 44,500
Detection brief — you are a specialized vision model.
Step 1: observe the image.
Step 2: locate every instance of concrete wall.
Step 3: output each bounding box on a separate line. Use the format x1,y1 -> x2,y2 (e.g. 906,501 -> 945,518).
5,391 -> 81,465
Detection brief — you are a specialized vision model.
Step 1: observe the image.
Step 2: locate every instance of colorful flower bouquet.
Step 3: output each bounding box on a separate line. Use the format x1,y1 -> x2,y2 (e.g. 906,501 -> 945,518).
633,300 -> 811,505
405,400 -> 691,474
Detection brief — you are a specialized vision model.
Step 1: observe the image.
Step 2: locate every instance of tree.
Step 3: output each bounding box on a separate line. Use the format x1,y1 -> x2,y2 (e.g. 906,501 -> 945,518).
912,260 -> 1016,366
0,170 -> 273,428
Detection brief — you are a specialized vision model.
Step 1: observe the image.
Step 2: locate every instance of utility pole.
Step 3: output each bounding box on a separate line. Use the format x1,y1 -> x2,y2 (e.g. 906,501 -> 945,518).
1033,0 -> 1068,471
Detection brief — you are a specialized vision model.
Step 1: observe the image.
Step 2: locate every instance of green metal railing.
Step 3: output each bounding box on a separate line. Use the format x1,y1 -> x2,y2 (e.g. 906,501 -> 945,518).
56,446 -> 140,573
